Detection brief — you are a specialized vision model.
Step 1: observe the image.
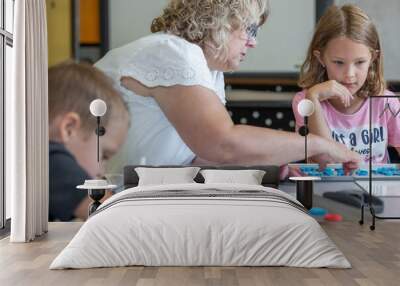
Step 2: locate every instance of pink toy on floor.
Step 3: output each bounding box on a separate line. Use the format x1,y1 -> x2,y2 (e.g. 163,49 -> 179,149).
324,213 -> 343,222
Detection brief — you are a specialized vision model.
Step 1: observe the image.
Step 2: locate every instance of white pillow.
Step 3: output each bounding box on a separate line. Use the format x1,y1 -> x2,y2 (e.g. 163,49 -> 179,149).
200,169 -> 266,185
135,167 -> 200,186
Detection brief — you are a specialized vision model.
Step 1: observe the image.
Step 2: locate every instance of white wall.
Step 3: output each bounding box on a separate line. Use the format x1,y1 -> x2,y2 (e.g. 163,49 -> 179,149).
335,0 -> 400,81
110,0 -> 169,49
109,0 -> 315,73
239,0 -> 315,73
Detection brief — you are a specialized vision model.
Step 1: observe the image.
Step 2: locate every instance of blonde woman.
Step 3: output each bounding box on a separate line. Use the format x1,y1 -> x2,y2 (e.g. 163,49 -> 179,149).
293,4 -> 400,164
96,0 -> 361,169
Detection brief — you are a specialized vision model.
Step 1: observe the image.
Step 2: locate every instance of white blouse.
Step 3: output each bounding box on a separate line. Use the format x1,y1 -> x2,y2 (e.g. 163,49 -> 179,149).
95,32 -> 226,169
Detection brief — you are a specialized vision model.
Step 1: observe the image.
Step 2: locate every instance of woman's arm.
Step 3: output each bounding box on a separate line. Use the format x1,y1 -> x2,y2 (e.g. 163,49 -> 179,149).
122,77 -> 361,166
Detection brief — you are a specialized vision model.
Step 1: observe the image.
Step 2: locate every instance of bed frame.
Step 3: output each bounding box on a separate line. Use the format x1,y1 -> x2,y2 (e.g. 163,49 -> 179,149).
123,165 -> 280,189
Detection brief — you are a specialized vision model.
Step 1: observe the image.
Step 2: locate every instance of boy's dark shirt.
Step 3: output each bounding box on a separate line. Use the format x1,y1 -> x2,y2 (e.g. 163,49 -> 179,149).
49,141 -> 89,221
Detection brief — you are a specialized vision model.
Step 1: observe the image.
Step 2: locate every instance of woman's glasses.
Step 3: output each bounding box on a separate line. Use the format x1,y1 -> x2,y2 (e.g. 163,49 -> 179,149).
246,23 -> 259,41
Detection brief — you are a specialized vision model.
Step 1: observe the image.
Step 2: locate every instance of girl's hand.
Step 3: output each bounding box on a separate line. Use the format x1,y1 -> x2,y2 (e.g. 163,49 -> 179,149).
307,80 -> 354,108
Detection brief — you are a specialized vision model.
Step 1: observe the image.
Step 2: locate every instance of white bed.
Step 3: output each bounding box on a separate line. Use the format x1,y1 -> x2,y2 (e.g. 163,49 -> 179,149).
50,183 -> 350,269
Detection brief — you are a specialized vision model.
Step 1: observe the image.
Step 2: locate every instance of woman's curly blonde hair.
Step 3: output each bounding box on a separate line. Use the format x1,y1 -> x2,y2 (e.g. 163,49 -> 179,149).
299,4 -> 386,98
151,0 -> 269,61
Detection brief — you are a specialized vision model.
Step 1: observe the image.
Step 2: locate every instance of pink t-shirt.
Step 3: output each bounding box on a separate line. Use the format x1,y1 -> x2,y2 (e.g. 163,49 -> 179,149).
292,90 -> 400,163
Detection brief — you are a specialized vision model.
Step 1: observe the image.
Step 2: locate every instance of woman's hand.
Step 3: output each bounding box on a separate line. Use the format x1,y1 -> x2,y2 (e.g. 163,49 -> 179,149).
307,80 -> 354,107
121,76 -> 153,97
314,137 -> 361,173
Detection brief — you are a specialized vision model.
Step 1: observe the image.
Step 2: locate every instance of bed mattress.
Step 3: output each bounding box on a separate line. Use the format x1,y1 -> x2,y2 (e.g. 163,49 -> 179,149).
50,183 -> 350,269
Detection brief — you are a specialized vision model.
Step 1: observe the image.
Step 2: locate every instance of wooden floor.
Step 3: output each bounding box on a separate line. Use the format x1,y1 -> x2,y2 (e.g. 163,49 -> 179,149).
1,219 -> 399,286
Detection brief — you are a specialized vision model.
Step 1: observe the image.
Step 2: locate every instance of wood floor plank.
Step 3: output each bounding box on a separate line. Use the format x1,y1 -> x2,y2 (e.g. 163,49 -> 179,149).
1,221 -> 400,286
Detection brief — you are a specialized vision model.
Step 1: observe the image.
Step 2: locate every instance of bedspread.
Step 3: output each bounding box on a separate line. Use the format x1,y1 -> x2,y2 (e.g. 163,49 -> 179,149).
50,183 -> 350,269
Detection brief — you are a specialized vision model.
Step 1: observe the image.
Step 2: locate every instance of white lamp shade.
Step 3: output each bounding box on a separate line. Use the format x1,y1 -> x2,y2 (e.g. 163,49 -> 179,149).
297,99 -> 315,117
89,99 -> 107,117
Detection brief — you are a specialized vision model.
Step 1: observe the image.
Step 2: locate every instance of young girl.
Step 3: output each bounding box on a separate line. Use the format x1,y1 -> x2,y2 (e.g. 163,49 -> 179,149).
293,4 -> 400,164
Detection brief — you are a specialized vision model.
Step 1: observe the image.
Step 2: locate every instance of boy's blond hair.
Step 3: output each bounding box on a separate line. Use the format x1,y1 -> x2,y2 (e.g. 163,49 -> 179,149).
299,4 -> 386,97
49,61 -> 129,138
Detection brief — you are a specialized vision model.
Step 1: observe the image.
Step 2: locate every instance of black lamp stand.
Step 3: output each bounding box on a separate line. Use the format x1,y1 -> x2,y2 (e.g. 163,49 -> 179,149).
88,189 -> 106,216
294,115 -> 314,210
298,116 -> 309,163
95,116 -> 106,162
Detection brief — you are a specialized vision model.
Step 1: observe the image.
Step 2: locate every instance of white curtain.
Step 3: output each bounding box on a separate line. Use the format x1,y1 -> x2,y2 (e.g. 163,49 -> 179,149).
7,0 -> 49,242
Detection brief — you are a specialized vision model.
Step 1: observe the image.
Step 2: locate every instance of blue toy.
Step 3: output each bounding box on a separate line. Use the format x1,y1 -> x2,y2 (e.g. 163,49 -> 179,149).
355,169 -> 368,176
336,169 -> 345,176
290,163 -> 400,178
323,168 -> 335,176
309,207 -> 328,216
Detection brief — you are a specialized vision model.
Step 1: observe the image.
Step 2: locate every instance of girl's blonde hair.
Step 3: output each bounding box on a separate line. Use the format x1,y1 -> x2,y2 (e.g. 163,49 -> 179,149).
299,4 -> 385,97
151,0 -> 269,61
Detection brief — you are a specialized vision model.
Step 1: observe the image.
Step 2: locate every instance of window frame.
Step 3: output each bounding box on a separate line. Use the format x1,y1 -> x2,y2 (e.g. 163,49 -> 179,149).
1,0 -> 14,233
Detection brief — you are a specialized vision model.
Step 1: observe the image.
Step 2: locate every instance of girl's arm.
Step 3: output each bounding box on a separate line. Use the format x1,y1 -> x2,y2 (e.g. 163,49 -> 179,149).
295,88 -> 334,165
304,81 -> 354,164
122,77 -> 361,167
305,90 -> 332,140
305,80 -> 354,140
